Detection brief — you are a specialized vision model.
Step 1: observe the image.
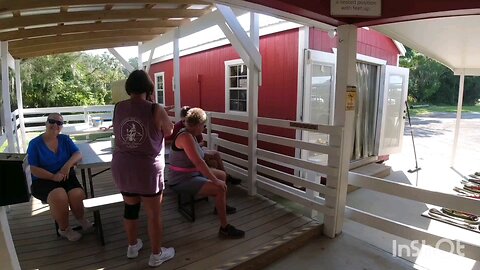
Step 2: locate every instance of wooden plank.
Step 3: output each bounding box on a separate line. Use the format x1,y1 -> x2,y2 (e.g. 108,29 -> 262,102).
8,165 -> 319,270
0,9 -> 207,30
1,1 -> 209,13
349,172 -> 480,216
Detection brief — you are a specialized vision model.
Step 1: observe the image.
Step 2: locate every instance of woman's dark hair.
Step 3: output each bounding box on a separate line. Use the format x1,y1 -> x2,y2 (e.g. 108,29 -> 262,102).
125,70 -> 154,96
180,106 -> 191,118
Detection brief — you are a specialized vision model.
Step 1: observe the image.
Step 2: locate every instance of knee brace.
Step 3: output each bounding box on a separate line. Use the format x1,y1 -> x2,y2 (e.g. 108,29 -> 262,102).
124,203 -> 140,220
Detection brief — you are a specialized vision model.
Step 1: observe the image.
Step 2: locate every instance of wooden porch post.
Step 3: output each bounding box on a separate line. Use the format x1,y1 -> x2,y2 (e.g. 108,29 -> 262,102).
1,41 -> 15,153
247,12 -> 260,196
450,73 -> 465,167
14,60 -> 27,152
324,25 -> 357,238
0,207 -> 20,270
173,28 -> 182,121
137,42 -> 143,70
216,4 -> 262,195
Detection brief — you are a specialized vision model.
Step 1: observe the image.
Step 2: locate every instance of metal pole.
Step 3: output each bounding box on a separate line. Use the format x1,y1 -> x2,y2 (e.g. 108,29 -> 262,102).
451,74 -> 465,167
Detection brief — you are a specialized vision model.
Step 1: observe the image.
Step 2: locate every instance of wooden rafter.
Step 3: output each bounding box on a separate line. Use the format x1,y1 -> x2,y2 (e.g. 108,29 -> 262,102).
0,8 -> 207,30
10,30 -> 166,49
12,41 -> 140,59
10,36 -> 154,56
0,20 -> 180,41
0,1 -> 213,59
0,0 -> 209,13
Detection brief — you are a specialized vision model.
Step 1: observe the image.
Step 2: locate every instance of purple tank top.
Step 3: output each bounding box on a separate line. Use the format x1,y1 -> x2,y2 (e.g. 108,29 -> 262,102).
111,98 -> 165,194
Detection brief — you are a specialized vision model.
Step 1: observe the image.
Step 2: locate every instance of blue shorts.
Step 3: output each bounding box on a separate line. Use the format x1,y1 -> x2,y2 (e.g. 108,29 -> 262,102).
169,174 -> 208,195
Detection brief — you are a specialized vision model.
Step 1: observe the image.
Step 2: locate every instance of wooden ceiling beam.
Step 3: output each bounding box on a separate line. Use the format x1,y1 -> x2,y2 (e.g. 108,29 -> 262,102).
10,30 -> 165,49
0,8 -> 207,30
11,41 -> 140,59
0,20 -> 179,41
10,36 -> 154,54
0,0 -> 209,13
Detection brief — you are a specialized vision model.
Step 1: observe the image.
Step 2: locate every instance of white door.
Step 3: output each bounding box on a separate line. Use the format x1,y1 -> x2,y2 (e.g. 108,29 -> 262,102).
302,49 -> 336,166
375,65 -> 410,155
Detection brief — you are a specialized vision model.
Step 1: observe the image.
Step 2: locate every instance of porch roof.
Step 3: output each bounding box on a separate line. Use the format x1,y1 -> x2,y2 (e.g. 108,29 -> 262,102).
3,1 -> 480,75
0,1 -> 213,59
234,0 -> 480,75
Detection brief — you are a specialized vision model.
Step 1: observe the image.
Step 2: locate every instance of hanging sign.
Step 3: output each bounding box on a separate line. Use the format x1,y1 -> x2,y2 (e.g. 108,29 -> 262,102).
331,0 -> 381,17
346,86 -> 357,111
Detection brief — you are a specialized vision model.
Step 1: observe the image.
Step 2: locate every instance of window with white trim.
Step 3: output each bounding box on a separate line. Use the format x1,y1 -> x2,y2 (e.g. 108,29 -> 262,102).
154,72 -> 165,105
225,60 -> 248,113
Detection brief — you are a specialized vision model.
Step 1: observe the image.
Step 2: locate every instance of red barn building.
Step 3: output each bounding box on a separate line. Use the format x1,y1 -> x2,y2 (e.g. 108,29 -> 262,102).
148,18 -> 407,164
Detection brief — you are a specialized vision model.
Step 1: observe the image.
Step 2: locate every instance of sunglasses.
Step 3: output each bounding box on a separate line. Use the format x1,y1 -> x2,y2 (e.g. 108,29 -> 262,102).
47,119 -> 64,126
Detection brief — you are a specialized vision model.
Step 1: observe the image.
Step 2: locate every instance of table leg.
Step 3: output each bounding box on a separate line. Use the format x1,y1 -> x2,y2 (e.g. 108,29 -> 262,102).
81,169 -> 88,198
87,168 -> 95,198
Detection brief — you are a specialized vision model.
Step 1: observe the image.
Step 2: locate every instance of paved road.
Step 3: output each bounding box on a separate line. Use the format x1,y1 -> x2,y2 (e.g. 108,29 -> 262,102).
390,112 -> 480,188
406,112 -> 480,163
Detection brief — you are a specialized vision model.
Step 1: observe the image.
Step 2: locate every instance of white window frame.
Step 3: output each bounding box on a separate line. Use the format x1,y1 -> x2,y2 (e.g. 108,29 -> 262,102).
224,59 -> 248,115
154,71 -> 165,105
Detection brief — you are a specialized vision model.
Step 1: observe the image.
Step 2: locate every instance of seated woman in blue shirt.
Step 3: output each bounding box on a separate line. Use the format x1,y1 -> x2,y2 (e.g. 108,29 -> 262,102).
27,113 -> 91,241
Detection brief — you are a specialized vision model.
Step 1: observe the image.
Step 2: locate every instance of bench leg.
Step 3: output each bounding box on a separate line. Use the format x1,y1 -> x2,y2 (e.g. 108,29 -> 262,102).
55,221 -> 60,236
177,194 -> 209,222
177,193 -> 195,222
93,210 -> 105,246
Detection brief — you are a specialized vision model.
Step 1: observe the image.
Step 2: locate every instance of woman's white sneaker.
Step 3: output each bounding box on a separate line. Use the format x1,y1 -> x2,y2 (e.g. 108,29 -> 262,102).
127,239 -> 143,258
148,247 -> 175,267
58,227 -> 82,241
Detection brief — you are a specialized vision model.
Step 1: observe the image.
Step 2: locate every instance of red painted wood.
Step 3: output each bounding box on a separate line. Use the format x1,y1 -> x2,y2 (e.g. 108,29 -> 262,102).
243,0 -> 480,27
149,27 -> 399,160
309,28 -> 399,65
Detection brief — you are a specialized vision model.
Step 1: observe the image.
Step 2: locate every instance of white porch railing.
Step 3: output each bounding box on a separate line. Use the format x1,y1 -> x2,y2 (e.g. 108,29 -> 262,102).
20,105 -> 114,133
205,111 -> 344,236
347,172 -> 480,261
5,105 -> 479,261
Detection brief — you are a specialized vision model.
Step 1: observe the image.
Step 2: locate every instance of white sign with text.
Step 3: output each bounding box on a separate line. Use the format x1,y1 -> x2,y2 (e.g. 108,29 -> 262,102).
331,0 -> 381,17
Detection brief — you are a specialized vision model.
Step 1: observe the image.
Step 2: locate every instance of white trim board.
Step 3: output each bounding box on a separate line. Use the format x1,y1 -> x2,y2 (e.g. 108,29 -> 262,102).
148,21 -> 301,65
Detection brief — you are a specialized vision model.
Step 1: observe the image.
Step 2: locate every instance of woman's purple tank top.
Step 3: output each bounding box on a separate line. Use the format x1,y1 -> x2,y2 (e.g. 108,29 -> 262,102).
111,98 -> 165,194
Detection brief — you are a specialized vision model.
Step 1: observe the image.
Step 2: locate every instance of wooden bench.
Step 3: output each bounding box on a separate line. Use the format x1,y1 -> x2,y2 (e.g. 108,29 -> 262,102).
176,192 -> 208,222
83,193 -> 123,245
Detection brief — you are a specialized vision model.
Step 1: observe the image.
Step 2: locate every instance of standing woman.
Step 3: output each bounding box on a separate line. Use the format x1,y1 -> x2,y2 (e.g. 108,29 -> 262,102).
27,113 -> 91,241
111,70 -> 175,267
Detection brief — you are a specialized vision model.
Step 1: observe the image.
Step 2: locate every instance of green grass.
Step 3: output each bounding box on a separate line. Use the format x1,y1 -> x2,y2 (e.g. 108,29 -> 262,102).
409,105 -> 480,116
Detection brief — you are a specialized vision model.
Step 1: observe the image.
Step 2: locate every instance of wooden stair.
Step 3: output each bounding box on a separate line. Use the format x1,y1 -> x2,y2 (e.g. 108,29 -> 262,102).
348,163 -> 391,193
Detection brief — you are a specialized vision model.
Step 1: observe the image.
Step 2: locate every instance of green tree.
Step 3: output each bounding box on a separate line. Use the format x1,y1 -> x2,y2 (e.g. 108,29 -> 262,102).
19,52 -> 126,108
400,47 -> 480,105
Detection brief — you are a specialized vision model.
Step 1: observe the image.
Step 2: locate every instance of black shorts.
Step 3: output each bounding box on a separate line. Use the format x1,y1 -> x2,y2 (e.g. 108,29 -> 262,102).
121,190 -> 163,197
31,168 -> 83,202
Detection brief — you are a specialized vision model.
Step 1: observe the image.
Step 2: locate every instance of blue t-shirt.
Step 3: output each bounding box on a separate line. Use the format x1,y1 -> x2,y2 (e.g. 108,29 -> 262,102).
27,134 -> 79,181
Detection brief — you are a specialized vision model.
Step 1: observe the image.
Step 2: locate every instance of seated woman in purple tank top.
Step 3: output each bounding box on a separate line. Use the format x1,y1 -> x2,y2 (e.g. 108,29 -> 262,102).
111,70 -> 175,267
168,108 -> 245,238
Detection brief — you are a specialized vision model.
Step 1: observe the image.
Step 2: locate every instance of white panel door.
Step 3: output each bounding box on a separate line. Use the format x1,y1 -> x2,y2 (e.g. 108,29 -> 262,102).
302,49 -> 336,166
376,65 -> 409,156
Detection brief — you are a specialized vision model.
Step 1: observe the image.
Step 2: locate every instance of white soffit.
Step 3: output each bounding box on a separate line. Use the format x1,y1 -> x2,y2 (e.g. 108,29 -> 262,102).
373,15 -> 480,75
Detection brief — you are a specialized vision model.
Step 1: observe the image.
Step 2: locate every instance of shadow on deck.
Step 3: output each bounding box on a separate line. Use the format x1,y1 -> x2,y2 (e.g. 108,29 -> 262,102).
7,168 -> 321,270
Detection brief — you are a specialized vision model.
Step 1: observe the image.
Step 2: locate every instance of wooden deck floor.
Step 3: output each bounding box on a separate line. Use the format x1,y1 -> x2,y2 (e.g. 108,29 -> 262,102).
7,168 -> 320,270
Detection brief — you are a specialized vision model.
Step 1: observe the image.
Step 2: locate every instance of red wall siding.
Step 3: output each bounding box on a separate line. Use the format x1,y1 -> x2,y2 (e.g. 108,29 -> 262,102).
149,29 -> 299,121
259,29 -> 299,120
309,28 -> 399,65
148,29 -> 299,162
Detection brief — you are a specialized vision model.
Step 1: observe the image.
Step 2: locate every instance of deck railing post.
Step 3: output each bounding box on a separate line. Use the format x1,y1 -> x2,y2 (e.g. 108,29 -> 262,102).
207,112 -> 212,150
324,24 -> 357,238
14,59 -> 27,152
1,41 -> 15,153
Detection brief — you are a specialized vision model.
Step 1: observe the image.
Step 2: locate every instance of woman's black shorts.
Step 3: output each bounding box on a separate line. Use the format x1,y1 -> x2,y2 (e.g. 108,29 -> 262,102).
30,168 -> 83,202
